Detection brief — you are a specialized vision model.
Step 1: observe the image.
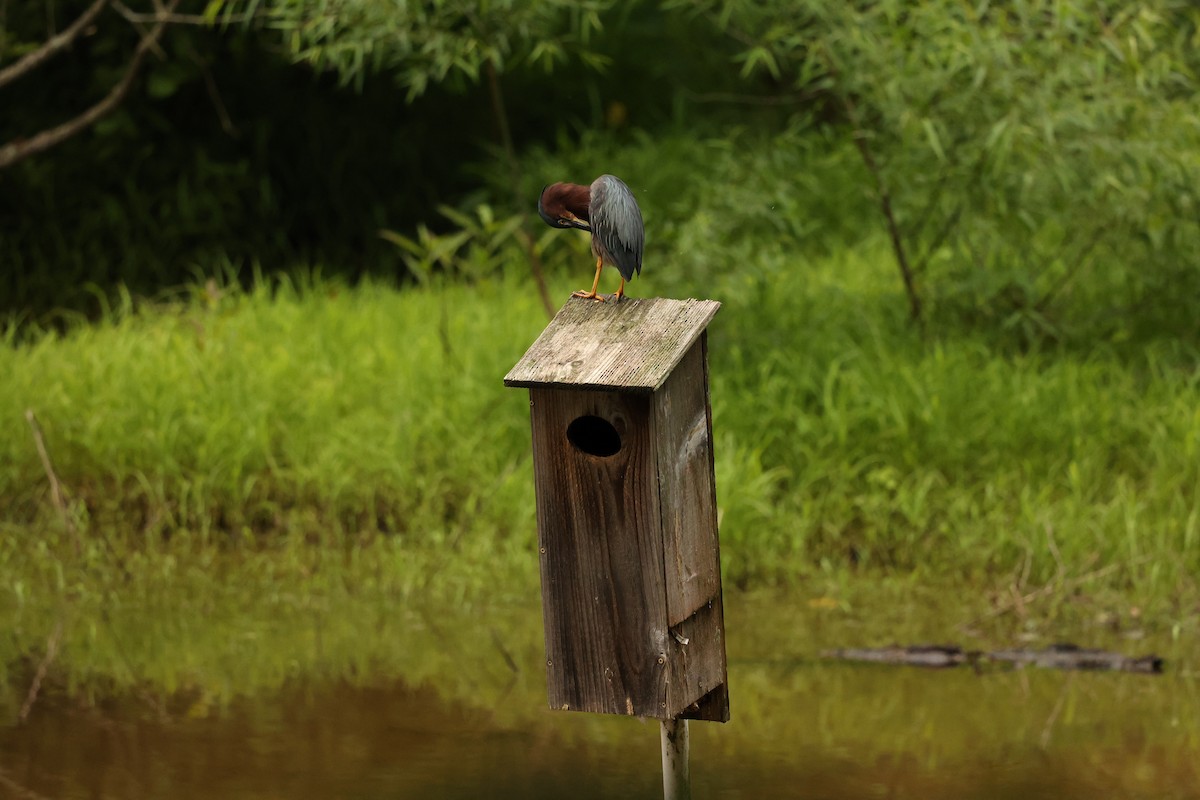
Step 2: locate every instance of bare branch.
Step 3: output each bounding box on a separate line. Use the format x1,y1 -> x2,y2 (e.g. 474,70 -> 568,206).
1034,224 -> 1108,312
817,45 -> 923,322
909,169 -> 955,246
185,41 -> 239,137
911,143 -> 991,274
843,93 -> 923,322
18,620 -> 64,723
0,0 -> 179,170
914,203 -> 962,275
24,409 -> 77,548
0,0 -> 109,89
112,0 -> 256,26
111,0 -> 166,60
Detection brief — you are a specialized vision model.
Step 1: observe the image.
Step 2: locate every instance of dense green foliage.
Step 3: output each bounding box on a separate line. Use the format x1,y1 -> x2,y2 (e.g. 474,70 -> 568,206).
10,0 -> 1196,335
0,25 -> 533,315
677,0 -> 1200,335
1,0 -> 747,318
233,0 -> 614,97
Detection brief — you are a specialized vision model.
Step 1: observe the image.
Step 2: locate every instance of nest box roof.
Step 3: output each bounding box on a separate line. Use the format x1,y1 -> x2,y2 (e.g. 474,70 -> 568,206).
504,297 -> 721,393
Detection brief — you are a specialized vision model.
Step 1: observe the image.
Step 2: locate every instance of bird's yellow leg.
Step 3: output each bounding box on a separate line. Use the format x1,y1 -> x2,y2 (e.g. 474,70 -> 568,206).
572,258 -> 605,301
614,276 -> 626,302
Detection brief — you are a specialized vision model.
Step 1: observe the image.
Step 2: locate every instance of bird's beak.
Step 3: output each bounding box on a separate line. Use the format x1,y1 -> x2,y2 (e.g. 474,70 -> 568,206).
563,216 -> 591,232
537,186 -> 561,228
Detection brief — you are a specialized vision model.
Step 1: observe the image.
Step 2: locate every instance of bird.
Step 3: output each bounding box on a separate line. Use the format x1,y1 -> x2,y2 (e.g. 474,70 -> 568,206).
537,174 -> 644,302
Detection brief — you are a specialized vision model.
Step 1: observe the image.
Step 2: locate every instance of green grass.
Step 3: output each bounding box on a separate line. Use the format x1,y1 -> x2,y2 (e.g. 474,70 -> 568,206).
706,246 -> 1200,598
1,242 -> 1198,702
1,273 -> 543,546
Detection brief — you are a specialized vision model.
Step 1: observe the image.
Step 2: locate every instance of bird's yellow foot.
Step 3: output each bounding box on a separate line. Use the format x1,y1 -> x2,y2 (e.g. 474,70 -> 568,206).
572,290 -> 606,302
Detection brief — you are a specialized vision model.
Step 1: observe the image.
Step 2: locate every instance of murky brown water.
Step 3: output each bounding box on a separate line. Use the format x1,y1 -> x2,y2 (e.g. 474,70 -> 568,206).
3,590 -> 1198,799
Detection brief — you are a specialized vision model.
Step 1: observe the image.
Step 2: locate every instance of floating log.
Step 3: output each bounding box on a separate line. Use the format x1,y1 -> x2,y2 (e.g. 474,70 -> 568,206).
988,643 -> 1164,674
824,642 -> 1163,674
822,645 -> 970,668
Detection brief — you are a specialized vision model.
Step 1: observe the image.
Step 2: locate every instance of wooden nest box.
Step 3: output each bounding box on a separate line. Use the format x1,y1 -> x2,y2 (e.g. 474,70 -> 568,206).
504,297 -> 729,723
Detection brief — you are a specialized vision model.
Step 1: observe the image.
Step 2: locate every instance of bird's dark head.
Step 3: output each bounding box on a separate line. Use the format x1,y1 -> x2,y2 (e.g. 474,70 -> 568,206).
538,183 -> 592,231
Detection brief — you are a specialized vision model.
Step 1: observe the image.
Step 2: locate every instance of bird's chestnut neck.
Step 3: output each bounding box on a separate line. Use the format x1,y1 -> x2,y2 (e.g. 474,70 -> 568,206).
540,183 -> 591,222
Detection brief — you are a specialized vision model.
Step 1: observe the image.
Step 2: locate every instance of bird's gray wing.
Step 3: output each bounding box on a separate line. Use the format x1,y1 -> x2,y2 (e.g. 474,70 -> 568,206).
590,174 -> 644,281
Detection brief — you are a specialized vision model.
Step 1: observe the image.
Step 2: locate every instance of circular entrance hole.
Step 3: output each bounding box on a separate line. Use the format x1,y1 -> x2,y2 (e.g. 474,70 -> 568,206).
566,415 -> 622,457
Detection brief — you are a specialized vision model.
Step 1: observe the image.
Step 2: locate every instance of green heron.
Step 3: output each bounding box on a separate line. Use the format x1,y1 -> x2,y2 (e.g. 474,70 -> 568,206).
538,174 -> 644,302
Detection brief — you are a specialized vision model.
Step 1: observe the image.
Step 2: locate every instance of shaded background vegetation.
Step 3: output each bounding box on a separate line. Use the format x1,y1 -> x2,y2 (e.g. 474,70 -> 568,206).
2,0 -> 755,317
5,0 -> 1197,341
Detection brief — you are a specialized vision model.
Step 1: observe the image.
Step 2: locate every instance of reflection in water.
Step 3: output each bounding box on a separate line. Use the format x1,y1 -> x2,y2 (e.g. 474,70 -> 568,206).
2,592 -> 1198,800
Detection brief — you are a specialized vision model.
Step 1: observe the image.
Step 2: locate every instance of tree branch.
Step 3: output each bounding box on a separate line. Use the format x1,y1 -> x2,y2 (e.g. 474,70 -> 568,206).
842,92 -> 923,322
909,168 -> 955,247
0,0 -> 109,89
816,44 -> 922,322
914,203 -> 962,275
110,0 -> 166,59
1034,224 -> 1107,312
185,41 -> 238,137
911,141 -> 992,274
112,1 -> 252,26
0,0 -> 178,170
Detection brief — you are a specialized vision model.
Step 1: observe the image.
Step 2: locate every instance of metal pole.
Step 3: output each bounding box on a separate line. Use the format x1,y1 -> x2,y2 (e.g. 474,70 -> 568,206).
660,718 -> 691,800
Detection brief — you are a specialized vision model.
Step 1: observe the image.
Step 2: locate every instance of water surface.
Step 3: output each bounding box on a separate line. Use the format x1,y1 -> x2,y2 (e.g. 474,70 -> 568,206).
3,589 -> 1196,799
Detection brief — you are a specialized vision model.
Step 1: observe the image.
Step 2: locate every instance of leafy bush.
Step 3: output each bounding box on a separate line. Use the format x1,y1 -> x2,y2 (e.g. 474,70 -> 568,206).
6,0 -> 1198,344
674,0 -> 1200,340
2,0 -> 755,320
226,0 -> 614,96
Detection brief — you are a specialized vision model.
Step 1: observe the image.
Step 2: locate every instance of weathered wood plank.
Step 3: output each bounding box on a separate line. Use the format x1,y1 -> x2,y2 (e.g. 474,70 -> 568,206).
530,387 -> 671,717
504,297 -> 721,393
654,337 -> 722,626
511,295 -> 729,722
666,594 -> 729,722
679,683 -> 731,722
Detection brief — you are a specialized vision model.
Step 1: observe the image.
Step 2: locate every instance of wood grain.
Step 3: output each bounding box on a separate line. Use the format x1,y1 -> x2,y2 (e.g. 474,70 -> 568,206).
504,297 -> 721,393
530,387 -> 670,717
511,296 -> 729,722
656,335 -> 730,722
669,597 -> 729,722
654,338 -> 722,626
